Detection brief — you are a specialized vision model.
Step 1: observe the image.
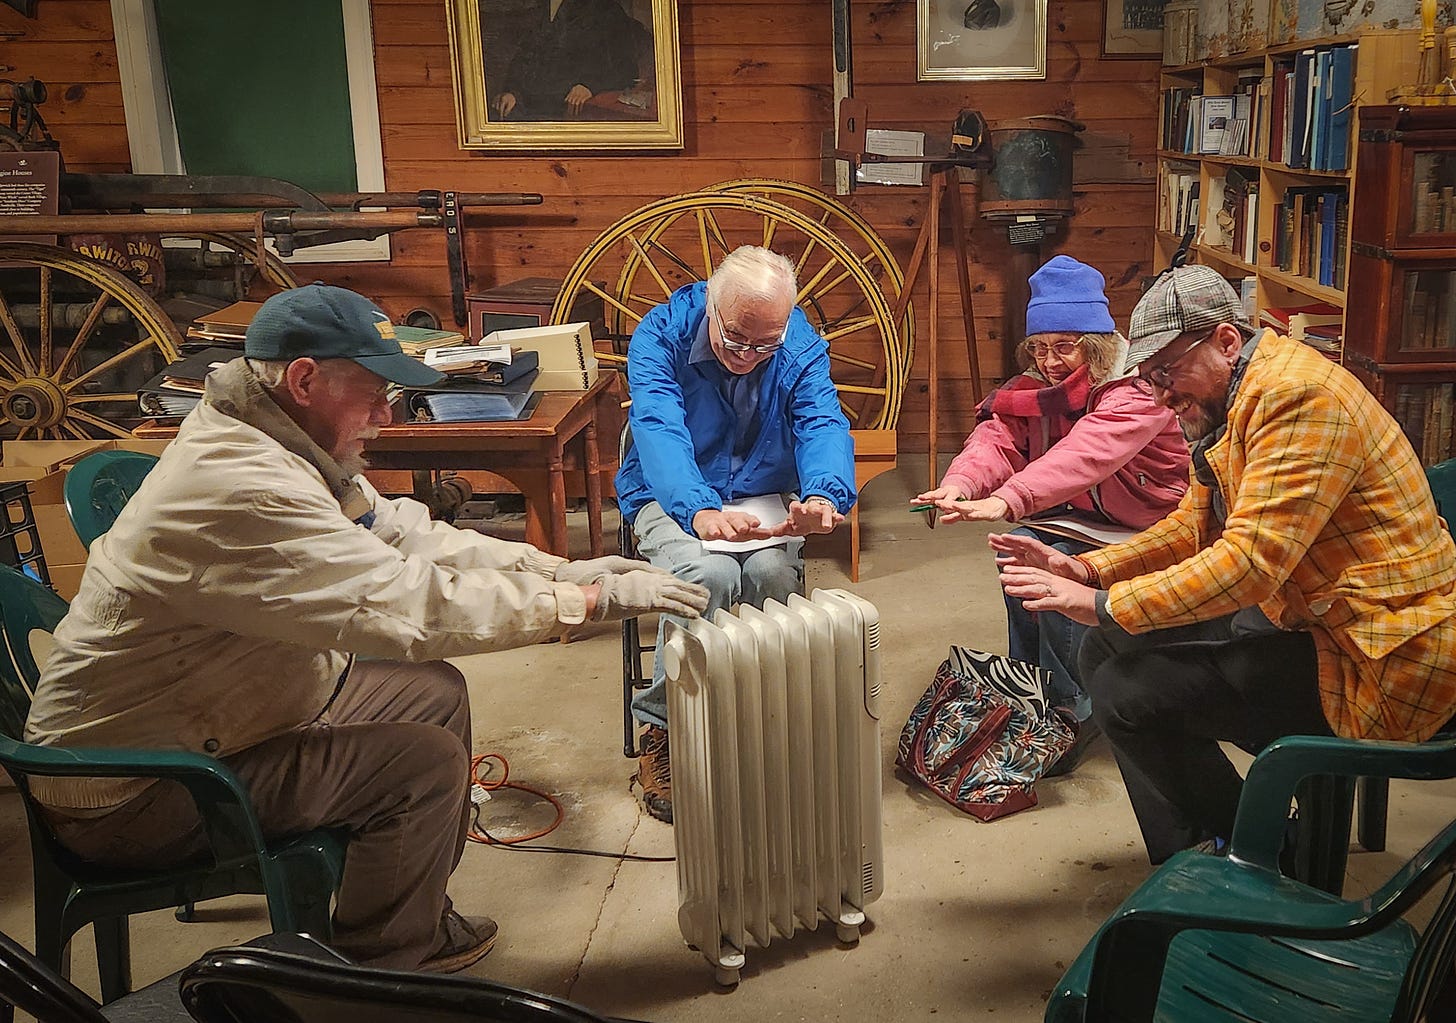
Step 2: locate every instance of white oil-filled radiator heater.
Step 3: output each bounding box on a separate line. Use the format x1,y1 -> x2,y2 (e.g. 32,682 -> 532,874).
662,588 -> 883,986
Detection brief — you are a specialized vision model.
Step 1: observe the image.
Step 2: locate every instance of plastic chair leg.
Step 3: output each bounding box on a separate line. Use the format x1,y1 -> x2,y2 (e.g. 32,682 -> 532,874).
1357,775 -> 1390,853
32,905 -> 69,983
1293,774 -> 1355,896
93,915 -> 131,1003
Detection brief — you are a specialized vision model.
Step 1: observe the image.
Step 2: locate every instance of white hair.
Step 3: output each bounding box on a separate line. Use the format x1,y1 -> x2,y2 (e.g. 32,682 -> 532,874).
705,246 -> 797,313
245,358 -> 290,389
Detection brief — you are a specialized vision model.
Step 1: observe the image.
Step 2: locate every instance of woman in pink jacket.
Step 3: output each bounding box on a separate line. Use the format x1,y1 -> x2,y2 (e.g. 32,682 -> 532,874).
913,255 -> 1190,772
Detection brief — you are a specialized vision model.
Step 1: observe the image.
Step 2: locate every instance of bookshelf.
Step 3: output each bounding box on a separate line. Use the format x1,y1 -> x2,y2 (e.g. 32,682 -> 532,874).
1155,29 -> 1419,350
1344,105 -> 1456,465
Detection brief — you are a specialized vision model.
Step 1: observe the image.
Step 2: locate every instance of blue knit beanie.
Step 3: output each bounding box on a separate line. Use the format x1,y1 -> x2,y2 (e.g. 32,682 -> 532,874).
1025,255 -> 1115,336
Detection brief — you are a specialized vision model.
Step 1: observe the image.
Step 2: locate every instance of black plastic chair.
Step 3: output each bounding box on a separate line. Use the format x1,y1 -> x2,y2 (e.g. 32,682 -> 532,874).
179,941 -> 645,1023
0,924 -> 191,1023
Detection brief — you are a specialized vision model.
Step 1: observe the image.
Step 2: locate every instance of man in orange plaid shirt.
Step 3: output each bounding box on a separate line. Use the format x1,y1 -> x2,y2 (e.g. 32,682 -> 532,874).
995,264 -> 1456,863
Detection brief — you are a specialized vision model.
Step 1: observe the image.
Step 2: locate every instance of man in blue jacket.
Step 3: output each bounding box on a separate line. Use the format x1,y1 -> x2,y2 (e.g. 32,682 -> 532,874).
616,245 -> 857,822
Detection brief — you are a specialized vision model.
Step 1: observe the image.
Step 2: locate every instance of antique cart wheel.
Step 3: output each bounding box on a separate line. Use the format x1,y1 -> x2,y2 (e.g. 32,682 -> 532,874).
704,178 -> 914,379
0,242 -> 182,439
551,192 -> 905,430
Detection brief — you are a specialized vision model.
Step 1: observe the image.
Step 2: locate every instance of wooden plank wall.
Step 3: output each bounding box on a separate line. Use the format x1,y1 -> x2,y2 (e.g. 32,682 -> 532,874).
2,0 -> 1158,454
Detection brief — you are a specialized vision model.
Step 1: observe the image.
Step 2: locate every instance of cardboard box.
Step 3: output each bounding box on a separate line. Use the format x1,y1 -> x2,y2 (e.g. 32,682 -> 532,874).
1,440 -> 109,471
0,437 -> 169,591
47,563 -> 85,601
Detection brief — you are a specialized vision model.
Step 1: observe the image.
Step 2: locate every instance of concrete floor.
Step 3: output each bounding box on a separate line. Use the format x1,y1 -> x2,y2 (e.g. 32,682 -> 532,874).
3,464 -> 1455,1021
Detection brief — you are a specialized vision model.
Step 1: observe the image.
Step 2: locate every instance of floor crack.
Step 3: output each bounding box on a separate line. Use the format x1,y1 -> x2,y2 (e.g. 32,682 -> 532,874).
564,806 -> 644,997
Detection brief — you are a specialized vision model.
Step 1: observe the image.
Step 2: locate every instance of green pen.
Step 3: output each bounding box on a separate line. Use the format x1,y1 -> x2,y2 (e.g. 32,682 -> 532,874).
908,503 -> 936,513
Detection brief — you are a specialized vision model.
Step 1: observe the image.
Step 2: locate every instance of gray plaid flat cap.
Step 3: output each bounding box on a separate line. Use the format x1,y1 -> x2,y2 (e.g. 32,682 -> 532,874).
1127,265 -> 1252,364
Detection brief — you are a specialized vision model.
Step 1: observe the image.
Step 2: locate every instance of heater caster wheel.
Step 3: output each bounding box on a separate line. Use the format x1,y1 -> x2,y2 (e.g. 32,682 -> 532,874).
835,921 -> 862,944
714,965 -> 741,988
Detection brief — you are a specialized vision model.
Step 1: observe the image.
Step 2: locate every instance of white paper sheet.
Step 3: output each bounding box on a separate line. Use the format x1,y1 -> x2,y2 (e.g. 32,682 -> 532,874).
701,494 -> 792,553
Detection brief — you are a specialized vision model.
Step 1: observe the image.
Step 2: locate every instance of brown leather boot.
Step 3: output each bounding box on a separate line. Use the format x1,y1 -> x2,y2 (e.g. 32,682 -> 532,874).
635,724 -> 673,823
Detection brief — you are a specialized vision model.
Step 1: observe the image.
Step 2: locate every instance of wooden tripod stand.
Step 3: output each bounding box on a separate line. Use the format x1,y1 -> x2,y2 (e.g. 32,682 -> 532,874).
892,163 -> 983,498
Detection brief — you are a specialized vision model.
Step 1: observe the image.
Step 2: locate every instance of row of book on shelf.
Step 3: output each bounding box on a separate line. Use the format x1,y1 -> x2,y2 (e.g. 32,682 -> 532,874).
1271,187 -> 1347,289
1395,382 -> 1456,467
1160,40 -> 1359,173
1159,167 -> 1348,291
1402,270 -> 1456,352
142,301 -> 601,424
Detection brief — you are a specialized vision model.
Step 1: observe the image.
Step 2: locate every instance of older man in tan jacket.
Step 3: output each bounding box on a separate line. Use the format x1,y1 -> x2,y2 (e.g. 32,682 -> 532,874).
25,284 -> 708,972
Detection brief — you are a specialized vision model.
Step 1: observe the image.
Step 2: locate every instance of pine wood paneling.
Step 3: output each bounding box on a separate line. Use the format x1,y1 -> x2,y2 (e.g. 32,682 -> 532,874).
2,0 -> 1159,453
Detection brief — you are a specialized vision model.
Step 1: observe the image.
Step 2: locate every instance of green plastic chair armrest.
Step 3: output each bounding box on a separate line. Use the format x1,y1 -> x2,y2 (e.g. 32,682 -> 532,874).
0,735 -> 271,872
1231,734 -> 1456,870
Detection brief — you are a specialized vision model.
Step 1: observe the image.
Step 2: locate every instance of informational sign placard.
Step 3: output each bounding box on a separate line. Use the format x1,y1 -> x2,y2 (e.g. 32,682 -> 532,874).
0,150 -> 60,244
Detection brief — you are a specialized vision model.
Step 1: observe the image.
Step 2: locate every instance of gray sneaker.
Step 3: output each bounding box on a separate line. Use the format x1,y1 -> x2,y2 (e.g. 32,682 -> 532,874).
420,911 -> 498,973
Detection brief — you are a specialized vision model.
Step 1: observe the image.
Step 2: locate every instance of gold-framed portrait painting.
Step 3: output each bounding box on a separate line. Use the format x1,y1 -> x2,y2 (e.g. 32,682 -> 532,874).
446,0 -> 683,150
917,0 -> 1047,81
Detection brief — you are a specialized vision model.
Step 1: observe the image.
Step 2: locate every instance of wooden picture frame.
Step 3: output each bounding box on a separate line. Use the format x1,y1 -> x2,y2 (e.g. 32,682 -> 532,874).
446,0 -> 683,150
1101,0 -> 1166,59
917,0 -> 1047,81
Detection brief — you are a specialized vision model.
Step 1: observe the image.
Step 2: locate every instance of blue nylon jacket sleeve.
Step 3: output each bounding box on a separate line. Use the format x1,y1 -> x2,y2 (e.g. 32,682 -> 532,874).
627,301 -> 722,532
789,338 -> 857,511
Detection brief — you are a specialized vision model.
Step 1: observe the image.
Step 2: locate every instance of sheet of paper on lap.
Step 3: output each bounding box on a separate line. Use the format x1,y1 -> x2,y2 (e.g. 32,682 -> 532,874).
701,494 -> 791,553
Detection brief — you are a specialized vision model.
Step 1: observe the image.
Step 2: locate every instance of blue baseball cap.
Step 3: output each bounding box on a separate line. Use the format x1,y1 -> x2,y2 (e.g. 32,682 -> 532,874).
244,284 -> 446,387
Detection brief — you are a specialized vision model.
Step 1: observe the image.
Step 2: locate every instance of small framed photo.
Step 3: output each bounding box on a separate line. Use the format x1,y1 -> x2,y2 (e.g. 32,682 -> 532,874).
446,0 -> 684,151
917,0 -> 1047,81
1102,0 -> 1167,59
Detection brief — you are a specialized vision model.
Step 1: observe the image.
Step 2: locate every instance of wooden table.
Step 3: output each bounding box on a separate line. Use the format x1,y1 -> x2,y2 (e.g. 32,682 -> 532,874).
137,373 -> 614,560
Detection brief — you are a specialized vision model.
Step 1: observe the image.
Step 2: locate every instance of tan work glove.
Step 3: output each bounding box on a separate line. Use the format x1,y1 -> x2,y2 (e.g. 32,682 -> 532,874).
589,570 -> 710,622
554,556 -> 673,586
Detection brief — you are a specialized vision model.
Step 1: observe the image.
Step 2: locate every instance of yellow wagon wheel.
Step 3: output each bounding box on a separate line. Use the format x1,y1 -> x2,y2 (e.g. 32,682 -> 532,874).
0,242 -> 183,440
170,232 -> 300,296
704,178 -> 913,384
552,192 -> 904,430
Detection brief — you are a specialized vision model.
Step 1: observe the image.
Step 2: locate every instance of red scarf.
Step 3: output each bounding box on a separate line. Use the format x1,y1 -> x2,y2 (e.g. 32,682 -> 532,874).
976,363 -> 1093,427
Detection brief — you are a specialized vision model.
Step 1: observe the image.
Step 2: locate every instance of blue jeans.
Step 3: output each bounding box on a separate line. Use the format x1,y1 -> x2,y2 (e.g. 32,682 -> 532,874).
629,500 -> 805,729
1003,526 -> 1095,724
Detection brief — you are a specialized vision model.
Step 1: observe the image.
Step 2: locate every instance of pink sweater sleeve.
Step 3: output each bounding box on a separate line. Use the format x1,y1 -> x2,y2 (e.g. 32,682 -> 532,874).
940,415 -> 1029,499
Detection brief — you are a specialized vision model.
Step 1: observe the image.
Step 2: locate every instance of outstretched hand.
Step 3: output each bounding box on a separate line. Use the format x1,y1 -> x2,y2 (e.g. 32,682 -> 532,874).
988,531 -> 1090,579
997,565 -> 1100,626
770,499 -> 843,536
692,508 -> 776,543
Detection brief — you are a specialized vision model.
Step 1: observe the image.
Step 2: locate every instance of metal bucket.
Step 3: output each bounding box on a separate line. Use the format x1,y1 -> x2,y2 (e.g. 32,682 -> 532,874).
979,116 -> 1081,220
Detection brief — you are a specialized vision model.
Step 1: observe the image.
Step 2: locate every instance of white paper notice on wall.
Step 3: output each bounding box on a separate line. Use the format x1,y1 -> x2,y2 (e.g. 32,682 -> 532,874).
855,129 -> 926,187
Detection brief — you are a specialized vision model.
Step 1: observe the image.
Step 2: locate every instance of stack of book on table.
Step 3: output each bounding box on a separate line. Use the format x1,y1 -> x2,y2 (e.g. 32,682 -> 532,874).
402,343 -> 541,423
138,347 -> 242,420
182,301 -> 262,351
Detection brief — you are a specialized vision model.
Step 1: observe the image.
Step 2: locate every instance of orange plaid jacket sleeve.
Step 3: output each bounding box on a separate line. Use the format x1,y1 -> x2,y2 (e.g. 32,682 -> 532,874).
1082,333 -> 1456,742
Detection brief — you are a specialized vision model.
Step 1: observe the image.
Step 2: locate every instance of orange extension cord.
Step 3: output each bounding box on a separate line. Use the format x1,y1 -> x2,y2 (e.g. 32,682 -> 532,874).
465,752 -> 565,846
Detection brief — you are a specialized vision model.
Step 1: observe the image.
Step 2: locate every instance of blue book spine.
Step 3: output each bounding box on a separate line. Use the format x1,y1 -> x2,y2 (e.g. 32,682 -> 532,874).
1326,45 -> 1355,173
1319,191 -> 1339,288
1289,49 -> 1314,169
1311,49 -> 1330,170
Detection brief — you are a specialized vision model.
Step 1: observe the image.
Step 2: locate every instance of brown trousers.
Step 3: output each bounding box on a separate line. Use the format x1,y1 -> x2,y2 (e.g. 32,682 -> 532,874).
48,659 -> 473,969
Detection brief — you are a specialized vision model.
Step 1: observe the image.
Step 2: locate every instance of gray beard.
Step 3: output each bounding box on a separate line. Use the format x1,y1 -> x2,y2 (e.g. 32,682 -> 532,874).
1179,398 -> 1228,443
336,452 -> 370,478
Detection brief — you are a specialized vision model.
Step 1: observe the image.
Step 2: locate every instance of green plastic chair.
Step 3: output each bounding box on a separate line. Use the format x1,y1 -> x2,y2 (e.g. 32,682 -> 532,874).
0,565 -> 347,1003
62,450 -> 160,551
1046,733 -> 1456,1022
1335,457 -> 1456,866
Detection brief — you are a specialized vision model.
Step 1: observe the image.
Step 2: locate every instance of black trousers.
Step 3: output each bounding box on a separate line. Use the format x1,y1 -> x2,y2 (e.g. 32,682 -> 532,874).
1078,612 -> 1332,864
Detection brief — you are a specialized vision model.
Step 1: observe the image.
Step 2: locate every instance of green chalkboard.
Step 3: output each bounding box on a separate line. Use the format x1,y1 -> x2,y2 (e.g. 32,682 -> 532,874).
152,0 -> 358,194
